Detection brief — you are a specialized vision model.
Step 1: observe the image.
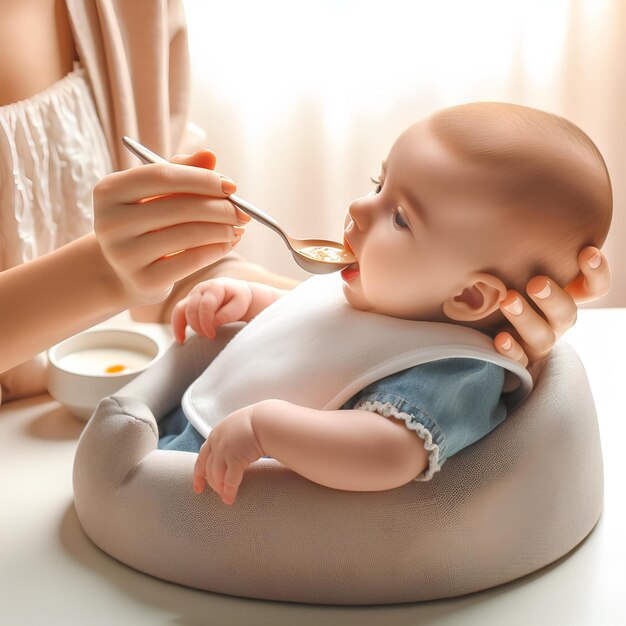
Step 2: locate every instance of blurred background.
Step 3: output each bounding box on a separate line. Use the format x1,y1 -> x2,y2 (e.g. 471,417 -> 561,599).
185,0 -> 624,307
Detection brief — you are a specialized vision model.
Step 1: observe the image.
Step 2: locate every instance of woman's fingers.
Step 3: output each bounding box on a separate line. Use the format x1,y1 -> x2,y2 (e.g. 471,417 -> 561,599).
93,149 -> 251,307
524,276 -> 578,339
499,290 -> 556,363
100,195 -> 246,241
494,247 -> 611,371
137,194 -> 244,231
139,221 -> 242,260
494,332 -> 529,369
564,247 -> 612,304
126,241 -> 236,303
170,149 -> 217,171
96,162 -> 233,205
113,221 -> 239,268
168,151 -> 251,223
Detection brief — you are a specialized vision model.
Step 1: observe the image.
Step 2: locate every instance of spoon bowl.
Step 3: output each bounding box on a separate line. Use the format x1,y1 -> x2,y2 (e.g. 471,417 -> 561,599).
287,238 -> 355,274
122,137 -> 357,274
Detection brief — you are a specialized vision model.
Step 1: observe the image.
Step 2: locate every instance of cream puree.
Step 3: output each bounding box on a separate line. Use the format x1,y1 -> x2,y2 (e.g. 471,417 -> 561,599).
297,245 -> 352,263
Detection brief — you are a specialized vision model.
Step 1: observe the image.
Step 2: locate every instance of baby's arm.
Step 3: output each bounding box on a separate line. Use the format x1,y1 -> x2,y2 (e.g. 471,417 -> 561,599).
171,278 -> 288,343
194,399 -> 428,505
252,400 -> 428,491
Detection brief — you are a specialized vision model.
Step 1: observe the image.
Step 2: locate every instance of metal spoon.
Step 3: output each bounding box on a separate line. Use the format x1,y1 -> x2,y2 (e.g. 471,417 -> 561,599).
122,136 -> 357,274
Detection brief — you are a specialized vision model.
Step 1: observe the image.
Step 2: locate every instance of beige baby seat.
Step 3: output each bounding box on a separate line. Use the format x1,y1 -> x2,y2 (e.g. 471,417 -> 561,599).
73,328 -> 603,604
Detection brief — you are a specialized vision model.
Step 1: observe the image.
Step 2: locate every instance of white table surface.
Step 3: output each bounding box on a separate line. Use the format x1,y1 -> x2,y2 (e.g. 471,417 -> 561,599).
1,309 -> 625,626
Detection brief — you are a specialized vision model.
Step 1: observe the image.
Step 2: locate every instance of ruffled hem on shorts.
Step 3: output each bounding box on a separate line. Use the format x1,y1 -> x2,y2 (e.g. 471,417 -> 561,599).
356,399 -> 442,481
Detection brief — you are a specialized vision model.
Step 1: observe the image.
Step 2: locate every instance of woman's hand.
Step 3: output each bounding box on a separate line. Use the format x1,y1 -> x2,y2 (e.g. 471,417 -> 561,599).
494,246 -> 611,383
94,149 -> 250,307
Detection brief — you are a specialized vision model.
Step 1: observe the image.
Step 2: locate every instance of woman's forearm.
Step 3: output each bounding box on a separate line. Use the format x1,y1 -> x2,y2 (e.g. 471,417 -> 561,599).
0,233 -> 128,373
251,399 -> 425,492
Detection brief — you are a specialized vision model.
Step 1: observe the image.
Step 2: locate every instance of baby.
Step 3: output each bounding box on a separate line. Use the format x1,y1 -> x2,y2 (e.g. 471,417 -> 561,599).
158,102 -> 612,505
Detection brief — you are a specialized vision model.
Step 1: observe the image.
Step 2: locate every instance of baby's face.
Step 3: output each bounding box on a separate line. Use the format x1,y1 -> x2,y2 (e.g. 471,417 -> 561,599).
342,119 -> 501,321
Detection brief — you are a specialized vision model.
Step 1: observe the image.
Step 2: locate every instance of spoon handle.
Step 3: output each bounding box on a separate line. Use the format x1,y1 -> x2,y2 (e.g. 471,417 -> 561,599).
122,136 -> 168,166
226,195 -> 288,244
122,136 -> 291,247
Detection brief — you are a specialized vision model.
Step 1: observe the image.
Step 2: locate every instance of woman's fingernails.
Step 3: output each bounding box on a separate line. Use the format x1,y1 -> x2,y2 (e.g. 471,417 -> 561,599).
235,207 -> 252,223
233,225 -> 246,237
501,336 -> 512,351
532,281 -> 552,299
232,235 -> 242,247
504,297 -> 523,315
587,252 -> 601,269
220,176 -> 237,194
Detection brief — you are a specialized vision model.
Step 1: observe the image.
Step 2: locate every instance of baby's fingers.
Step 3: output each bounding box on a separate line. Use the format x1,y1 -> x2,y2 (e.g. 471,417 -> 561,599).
213,287 -> 252,329
210,454 -> 228,499
171,298 -> 190,344
221,464 -> 244,505
183,288 -> 220,340
197,290 -> 225,339
193,440 -> 211,493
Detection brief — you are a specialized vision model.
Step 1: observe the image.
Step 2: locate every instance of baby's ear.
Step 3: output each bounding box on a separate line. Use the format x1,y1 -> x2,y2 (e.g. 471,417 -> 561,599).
442,273 -> 507,322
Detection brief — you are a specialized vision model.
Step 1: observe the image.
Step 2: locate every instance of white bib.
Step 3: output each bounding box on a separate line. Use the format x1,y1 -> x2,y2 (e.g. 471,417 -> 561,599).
182,274 -> 533,437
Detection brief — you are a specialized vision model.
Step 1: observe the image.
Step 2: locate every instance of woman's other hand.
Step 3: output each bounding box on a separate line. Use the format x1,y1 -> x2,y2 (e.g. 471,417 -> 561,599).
495,246 -> 611,385
93,149 -> 250,307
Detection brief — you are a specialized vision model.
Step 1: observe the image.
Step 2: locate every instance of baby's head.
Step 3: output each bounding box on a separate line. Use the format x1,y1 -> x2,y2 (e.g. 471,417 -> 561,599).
342,102 -> 612,332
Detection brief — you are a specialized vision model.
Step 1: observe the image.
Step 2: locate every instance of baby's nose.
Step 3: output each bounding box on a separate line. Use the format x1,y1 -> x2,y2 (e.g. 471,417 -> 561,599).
347,197 -> 371,230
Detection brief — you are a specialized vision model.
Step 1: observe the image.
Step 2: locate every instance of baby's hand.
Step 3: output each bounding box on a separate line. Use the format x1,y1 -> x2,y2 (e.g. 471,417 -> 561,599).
171,277 -> 253,343
193,405 -> 265,505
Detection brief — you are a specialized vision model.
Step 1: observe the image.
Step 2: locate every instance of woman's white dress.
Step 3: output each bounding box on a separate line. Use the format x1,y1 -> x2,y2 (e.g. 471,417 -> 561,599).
0,62 -> 112,403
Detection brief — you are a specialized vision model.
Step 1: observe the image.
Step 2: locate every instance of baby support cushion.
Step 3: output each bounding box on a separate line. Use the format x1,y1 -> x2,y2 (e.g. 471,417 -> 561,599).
73,327 -> 603,604
182,274 -> 532,447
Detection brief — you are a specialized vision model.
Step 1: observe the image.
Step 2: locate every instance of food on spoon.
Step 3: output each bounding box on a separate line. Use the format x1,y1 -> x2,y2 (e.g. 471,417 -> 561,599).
298,245 -> 352,263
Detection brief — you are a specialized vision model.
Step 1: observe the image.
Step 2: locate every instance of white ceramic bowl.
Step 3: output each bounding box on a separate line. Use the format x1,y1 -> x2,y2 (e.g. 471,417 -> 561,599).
47,329 -> 162,420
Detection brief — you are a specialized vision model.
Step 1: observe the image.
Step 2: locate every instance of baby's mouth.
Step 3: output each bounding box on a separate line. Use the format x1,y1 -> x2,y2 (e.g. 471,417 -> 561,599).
343,235 -> 356,258
341,264 -> 360,282
341,236 -> 359,281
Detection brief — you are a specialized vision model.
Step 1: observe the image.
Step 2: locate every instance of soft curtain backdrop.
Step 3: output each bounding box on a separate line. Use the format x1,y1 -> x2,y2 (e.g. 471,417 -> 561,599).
185,0 -> 625,306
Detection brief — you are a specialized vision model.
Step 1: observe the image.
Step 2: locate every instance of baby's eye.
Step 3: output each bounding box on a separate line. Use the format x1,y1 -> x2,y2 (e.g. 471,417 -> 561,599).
392,207 -> 410,230
369,175 -> 382,194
